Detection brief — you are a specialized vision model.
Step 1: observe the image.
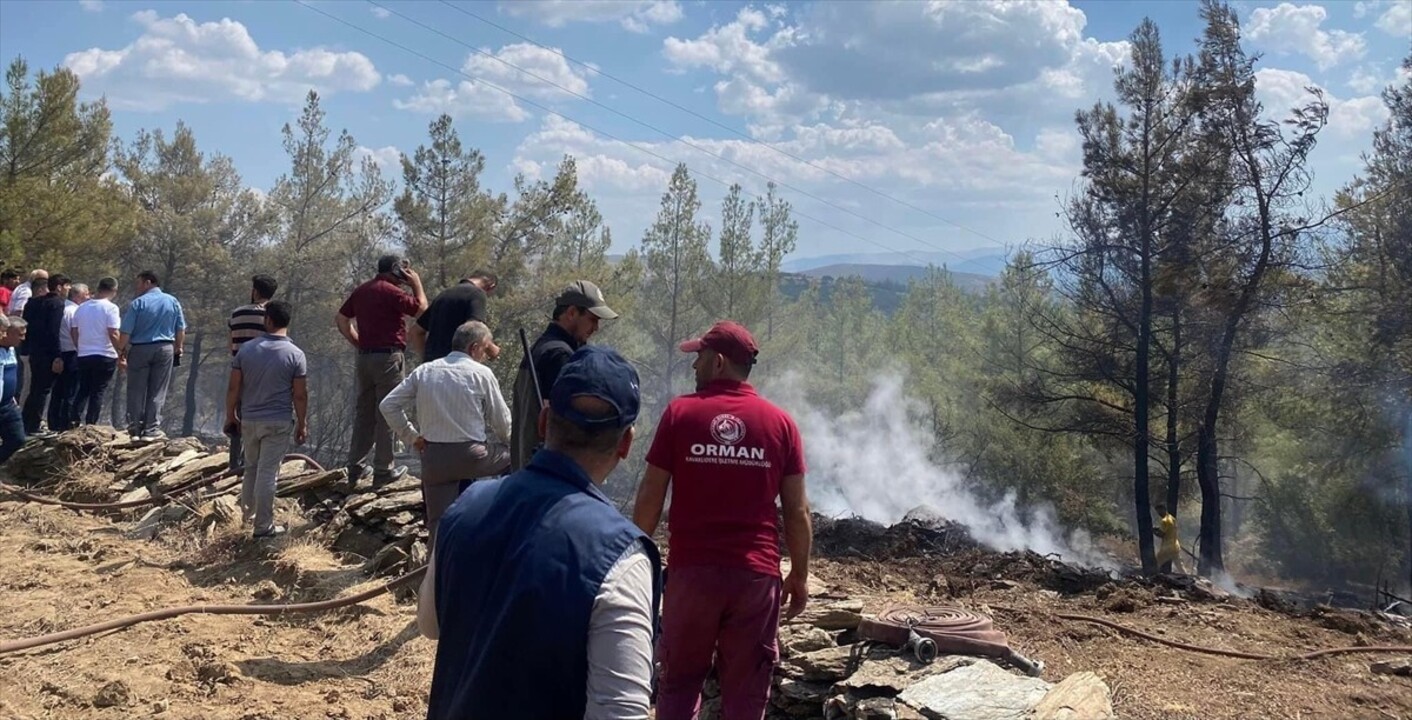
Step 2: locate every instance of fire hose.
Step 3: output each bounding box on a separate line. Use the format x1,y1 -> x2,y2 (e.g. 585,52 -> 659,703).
0,453 -> 325,511
858,605 -> 1045,676
988,604 -> 1412,661
0,565 -> 425,655
859,604 -> 1412,672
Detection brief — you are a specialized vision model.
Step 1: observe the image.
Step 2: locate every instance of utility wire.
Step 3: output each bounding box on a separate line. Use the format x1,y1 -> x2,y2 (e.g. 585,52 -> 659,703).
435,0 -> 1011,252
295,0 -> 944,269
363,0 -> 1002,271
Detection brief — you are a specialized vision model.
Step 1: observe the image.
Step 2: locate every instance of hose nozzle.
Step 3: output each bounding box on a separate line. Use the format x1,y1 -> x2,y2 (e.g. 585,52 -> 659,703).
1004,649 -> 1045,677
906,627 -> 938,664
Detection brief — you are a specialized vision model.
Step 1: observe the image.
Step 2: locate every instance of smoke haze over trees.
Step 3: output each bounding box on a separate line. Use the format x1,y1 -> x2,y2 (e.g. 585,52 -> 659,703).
1,2 -> 1409,593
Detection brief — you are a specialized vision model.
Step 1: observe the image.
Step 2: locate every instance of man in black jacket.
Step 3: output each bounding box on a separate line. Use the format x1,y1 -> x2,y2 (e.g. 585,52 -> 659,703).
21,274 -> 69,435
509,280 -> 618,472
410,270 -> 500,363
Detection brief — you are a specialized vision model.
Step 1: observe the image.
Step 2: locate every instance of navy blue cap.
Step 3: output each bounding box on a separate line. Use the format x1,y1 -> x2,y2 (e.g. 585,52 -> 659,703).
549,346 -> 640,430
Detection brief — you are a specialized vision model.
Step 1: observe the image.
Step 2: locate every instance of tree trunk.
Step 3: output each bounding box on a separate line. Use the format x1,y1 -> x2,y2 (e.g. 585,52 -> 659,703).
1404,407 -> 1412,593
1161,309 -> 1182,573
110,368 -> 124,428
181,330 -> 203,436
1165,309 -> 1183,516
1134,105 -> 1157,575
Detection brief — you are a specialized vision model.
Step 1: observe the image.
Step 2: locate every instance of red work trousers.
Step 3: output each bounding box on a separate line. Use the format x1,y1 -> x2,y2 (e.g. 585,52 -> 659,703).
655,565 -> 782,720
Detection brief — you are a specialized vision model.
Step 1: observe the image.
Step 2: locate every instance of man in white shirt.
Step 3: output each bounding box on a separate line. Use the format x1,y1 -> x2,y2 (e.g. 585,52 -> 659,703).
71,277 -> 122,426
379,320 -> 510,546
51,283 -> 89,431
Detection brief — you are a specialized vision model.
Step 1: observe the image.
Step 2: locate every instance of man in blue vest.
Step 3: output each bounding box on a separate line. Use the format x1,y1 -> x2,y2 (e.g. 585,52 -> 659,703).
417,345 -> 660,720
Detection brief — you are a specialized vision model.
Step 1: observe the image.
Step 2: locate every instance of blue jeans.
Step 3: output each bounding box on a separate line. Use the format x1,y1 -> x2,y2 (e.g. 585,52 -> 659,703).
0,400 -> 26,464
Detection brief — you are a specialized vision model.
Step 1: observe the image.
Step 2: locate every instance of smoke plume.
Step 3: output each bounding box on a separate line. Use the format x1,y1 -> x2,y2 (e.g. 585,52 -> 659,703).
765,372 -> 1108,567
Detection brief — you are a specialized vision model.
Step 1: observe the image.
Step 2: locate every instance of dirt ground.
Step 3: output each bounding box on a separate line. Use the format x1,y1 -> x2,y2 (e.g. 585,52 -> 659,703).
1,498 -> 1410,720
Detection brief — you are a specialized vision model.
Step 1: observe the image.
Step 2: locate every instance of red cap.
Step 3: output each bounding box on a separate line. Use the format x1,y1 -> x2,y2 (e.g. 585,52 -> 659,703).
679,321 -> 759,366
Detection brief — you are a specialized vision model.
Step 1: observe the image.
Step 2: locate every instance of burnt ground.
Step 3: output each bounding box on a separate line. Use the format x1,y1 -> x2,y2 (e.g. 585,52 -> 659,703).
0,489 -> 1409,719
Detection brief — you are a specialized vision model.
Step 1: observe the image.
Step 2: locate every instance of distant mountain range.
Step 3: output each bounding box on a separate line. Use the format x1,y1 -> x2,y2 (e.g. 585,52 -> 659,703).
782,249 -> 1011,277
794,263 -> 994,293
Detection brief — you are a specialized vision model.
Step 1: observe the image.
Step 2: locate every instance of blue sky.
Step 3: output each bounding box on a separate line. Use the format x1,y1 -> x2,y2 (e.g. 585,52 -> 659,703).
2,0 -> 1408,266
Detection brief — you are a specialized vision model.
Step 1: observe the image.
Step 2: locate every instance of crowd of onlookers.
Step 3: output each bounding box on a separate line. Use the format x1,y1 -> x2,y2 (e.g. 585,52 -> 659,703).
1,256 -> 820,719
0,268 -> 173,463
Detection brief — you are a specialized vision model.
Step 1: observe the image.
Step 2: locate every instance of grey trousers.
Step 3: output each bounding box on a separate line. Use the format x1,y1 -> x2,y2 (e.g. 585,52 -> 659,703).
348,351 -> 404,476
241,420 -> 292,535
126,343 -> 173,436
421,440 -> 509,549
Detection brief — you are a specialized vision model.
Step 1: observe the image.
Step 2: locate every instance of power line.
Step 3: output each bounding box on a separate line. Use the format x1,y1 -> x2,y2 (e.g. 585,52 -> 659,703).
436,0 -> 1012,252
364,0 -> 1004,270
293,0 -> 944,271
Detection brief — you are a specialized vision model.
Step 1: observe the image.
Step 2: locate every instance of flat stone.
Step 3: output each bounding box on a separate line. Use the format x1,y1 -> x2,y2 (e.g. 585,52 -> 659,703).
837,655 -> 973,697
277,469 -> 344,497
209,496 -> 241,526
349,491 -> 424,519
154,454 -> 229,493
127,505 -> 191,540
119,487 -> 152,504
1032,672 -> 1115,720
275,460 -> 308,478
776,679 -> 831,704
92,679 -> 131,708
898,660 -> 1050,720
784,645 -> 853,682
794,598 -> 865,631
379,473 -> 422,493
1370,658 -> 1412,677
780,624 -> 836,657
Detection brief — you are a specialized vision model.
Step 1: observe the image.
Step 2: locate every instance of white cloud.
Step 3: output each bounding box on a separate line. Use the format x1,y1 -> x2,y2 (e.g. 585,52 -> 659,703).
395,43 -> 591,121
1353,1 -> 1380,19
63,10 -> 379,110
499,1 -> 682,33
1375,1 -> 1412,36
661,1 -> 1126,135
1246,3 -> 1366,69
1256,68 -> 1389,140
388,73 -> 414,87
394,78 -> 529,122
462,43 -> 590,100
356,145 -> 402,174
370,6 -> 392,20
79,0 -> 103,12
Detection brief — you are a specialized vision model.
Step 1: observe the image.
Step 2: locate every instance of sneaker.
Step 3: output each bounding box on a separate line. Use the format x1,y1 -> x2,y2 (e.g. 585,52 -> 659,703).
373,465 -> 409,486
142,429 -> 167,440
253,525 -> 287,540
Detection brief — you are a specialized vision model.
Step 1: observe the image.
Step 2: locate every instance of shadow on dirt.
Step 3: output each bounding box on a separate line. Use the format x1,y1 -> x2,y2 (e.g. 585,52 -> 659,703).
233,619 -> 421,684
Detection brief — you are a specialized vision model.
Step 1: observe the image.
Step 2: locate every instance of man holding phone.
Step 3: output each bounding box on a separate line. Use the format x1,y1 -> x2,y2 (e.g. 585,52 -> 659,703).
336,255 -> 428,484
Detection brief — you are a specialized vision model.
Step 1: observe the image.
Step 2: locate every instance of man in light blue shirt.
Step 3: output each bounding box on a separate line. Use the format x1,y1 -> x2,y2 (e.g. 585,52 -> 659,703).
118,271 -> 186,439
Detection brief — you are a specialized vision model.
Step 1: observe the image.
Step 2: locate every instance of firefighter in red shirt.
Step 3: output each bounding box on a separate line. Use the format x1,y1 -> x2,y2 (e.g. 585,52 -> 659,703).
633,320 -> 812,720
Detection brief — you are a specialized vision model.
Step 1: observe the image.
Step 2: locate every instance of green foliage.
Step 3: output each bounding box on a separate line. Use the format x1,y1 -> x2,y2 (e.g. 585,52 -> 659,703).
0,57 -> 136,272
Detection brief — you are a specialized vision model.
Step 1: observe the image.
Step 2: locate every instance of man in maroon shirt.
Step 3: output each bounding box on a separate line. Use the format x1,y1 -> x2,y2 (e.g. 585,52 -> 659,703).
633,320 -> 812,720
336,255 -> 428,484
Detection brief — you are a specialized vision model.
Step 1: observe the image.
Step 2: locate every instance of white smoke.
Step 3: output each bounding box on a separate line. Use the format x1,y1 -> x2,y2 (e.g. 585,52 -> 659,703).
764,372 -> 1108,567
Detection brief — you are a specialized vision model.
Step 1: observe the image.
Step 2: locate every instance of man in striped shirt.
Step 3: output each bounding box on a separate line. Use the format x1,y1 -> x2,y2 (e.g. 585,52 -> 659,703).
379,320 -> 510,547
226,274 -> 278,472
